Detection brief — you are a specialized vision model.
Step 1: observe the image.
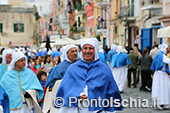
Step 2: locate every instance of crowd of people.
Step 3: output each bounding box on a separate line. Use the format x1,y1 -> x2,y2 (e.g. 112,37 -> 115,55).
0,39 -> 170,113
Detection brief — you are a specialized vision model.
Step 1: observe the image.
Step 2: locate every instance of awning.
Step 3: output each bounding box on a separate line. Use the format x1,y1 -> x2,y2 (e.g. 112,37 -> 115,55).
157,26 -> 170,38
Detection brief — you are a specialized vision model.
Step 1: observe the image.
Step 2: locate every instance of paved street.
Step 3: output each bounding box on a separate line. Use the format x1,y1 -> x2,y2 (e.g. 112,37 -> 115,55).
117,82 -> 170,113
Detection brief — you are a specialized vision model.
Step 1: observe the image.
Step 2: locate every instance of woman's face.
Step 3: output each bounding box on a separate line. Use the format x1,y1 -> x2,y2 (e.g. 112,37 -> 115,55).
46,56 -> 50,62
38,56 -> 41,60
41,74 -> 47,81
36,59 -> 40,65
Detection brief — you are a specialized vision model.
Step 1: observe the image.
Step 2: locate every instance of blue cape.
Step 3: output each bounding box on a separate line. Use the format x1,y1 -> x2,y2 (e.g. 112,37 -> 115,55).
98,52 -> 107,64
51,51 -> 61,58
36,52 -> 42,57
41,51 -> 47,57
45,60 -> 72,89
0,85 -> 9,113
107,50 -> 117,62
151,51 -> 169,74
56,59 -> 123,112
111,53 -> 131,67
0,64 -> 7,80
0,68 -> 44,110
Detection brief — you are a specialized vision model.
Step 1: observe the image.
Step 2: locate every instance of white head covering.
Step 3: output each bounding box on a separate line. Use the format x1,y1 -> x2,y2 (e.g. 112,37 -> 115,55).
99,49 -> 104,54
80,38 -> 99,62
2,49 -> 13,64
116,46 -> 123,54
32,49 -> 37,54
99,45 -> 103,49
111,44 -> 117,51
158,44 -> 168,54
11,51 -> 26,69
60,45 -> 78,62
38,49 -> 42,53
43,48 -> 47,52
47,50 -> 52,55
20,48 -> 26,54
52,47 -> 57,51
14,48 -> 19,52
121,49 -> 128,54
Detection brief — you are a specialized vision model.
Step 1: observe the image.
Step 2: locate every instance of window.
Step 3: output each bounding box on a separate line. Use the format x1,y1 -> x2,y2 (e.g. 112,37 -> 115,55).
14,23 -> 24,32
0,23 -> 3,33
114,26 -> 118,34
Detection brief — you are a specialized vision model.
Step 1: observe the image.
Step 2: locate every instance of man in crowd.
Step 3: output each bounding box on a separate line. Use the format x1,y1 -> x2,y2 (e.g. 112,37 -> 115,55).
127,47 -> 138,88
0,49 -> 13,80
43,44 -> 78,113
45,44 -> 78,89
55,38 -> 123,113
149,43 -> 159,59
0,51 -> 44,112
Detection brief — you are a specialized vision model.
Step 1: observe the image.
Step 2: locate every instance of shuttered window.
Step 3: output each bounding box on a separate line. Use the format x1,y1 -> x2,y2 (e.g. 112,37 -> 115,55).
0,23 -> 3,33
14,23 -> 24,32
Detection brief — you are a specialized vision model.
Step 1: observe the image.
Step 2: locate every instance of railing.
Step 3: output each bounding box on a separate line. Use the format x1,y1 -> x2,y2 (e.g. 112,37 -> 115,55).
77,3 -> 85,12
96,0 -> 107,2
97,20 -> 106,29
140,0 -> 162,7
120,5 -> 134,17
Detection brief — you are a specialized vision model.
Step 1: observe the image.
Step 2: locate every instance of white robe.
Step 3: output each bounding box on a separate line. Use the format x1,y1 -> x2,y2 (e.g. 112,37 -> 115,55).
10,94 -> 33,113
56,86 -> 116,113
0,105 -> 3,113
112,65 -> 128,92
152,54 -> 170,106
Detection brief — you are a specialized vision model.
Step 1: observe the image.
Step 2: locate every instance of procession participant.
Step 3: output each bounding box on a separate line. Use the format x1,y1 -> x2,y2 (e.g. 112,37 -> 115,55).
55,38 -> 123,113
151,44 -> 170,110
0,85 -> 10,113
0,49 -> 13,80
111,46 -> 131,93
43,45 -> 78,113
0,51 -> 44,112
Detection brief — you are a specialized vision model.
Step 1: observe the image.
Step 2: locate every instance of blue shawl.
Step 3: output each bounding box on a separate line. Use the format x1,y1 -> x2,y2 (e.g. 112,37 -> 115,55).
56,59 -> 123,112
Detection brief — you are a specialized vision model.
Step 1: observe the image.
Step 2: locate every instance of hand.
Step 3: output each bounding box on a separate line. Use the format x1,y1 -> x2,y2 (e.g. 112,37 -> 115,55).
79,95 -> 88,103
24,92 -> 31,99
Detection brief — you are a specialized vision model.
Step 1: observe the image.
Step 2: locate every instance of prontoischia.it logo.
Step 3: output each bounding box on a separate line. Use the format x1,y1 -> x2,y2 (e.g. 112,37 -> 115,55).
54,97 -> 160,108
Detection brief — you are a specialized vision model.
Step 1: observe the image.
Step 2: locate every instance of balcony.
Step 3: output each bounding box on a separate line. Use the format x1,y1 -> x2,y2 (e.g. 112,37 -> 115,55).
140,0 -> 162,11
96,0 -> 110,6
77,27 -> 85,32
77,4 -> 86,15
120,5 -> 135,22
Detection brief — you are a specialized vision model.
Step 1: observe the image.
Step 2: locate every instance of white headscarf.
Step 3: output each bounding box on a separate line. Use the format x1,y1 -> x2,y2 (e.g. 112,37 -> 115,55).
99,49 -> 104,54
47,50 -> 52,55
121,49 -> 128,54
20,48 -> 26,54
111,44 -> 117,51
43,48 -> 47,52
60,45 -> 78,62
52,47 -> 57,51
2,49 -> 13,64
38,49 -> 42,53
116,46 -> 123,54
32,49 -> 37,54
80,38 -> 99,62
158,44 -> 168,54
11,51 -> 26,69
